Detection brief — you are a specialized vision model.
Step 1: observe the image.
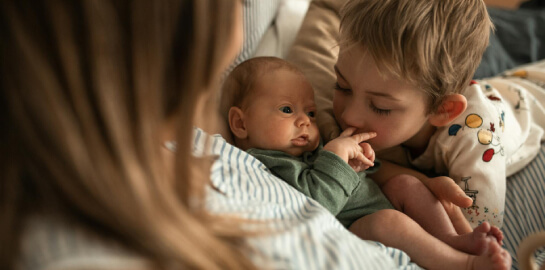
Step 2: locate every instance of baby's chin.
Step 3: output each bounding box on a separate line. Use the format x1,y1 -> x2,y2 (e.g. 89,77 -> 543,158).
284,145 -> 319,157
285,148 -> 304,157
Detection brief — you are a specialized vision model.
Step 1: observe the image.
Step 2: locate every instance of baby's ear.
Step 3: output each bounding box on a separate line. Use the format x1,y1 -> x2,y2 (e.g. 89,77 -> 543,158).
428,94 -> 467,127
228,107 -> 248,139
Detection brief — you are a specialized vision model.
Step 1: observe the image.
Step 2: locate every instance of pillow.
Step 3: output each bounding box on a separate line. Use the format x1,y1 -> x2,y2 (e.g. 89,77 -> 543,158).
225,0 -> 281,75
253,0 -> 311,59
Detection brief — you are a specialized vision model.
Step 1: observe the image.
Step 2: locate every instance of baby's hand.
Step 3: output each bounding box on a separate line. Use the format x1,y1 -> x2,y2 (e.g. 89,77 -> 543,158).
359,142 -> 375,163
323,127 -> 377,172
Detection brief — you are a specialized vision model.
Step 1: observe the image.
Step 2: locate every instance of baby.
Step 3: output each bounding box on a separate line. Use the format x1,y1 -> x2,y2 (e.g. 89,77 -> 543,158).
220,56 -> 511,270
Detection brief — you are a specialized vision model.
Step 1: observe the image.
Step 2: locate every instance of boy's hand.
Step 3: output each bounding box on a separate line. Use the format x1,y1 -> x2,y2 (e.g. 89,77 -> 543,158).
427,176 -> 474,234
323,127 -> 377,172
427,176 -> 473,208
369,160 -> 474,233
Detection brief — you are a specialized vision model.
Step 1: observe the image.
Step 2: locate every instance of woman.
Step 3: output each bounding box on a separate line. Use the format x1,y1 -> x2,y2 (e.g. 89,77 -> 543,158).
0,1 -> 255,269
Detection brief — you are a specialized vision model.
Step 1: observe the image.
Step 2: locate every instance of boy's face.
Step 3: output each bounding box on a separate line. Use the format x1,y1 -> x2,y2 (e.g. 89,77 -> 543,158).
333,45 -> 431,152
242,68 -> 320,156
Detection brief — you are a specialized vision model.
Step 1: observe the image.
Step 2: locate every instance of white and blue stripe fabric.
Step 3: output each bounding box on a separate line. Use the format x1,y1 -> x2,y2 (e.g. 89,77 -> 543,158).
199,128 -> 545,269
504,142 -> 545,270
224,0 -> 281,77
199,130 -> 422,269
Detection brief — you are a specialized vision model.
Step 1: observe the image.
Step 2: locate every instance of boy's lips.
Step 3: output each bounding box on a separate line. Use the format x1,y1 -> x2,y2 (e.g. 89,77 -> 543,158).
291,134 -> 309,146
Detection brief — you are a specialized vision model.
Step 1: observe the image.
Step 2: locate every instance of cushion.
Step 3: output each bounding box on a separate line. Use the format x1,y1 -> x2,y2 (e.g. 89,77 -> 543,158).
253,0 -> 311,59
225,0 -> 281,76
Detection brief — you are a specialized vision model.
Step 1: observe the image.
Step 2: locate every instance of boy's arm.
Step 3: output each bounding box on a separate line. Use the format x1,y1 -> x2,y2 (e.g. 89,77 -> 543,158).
446,134 -> 508,229
370,160 -> 473,234
371,160 -> 472,207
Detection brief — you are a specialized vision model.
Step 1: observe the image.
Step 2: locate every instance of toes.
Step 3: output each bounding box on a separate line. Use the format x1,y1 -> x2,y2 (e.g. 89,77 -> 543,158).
493,249 -> 512,270
475,222 -> 492,234
488,226 -> 504,245
487,239 -> 500,255
488,241 -> 512,270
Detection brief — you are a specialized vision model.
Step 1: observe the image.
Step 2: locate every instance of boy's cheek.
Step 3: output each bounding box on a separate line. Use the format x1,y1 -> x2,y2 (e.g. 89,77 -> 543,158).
367,136 -> 395,152
332,99 -> 348,128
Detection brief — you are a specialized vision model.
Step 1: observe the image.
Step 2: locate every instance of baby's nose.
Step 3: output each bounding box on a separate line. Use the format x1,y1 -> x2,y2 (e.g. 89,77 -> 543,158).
296,113 -> 310,127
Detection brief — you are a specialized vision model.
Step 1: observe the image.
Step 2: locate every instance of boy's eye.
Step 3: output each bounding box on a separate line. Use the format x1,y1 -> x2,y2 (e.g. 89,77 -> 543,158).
307,111 -> 315,118
370,103 -> 391,116
334,82 -> 351,93
280,106 -> 293,114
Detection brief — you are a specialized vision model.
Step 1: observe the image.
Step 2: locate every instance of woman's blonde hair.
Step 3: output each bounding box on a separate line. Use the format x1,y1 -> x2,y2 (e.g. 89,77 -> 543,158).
340,0 -> 493,112
0,0 -> 256,269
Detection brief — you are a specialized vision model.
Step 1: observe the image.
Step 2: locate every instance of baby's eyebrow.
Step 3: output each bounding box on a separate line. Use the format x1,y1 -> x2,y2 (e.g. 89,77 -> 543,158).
334,65 -> 347,82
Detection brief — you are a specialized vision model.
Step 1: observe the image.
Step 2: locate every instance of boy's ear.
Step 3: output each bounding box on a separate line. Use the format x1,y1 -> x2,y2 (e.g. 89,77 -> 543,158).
228,107 -> 248,139
428,94 -> 467,127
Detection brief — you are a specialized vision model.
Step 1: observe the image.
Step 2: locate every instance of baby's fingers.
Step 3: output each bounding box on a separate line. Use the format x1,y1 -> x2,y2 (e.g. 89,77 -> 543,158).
360,143 -> 375,162
339,127 -> 357,138
356,152 -> 374,167
352,132 -> 377,143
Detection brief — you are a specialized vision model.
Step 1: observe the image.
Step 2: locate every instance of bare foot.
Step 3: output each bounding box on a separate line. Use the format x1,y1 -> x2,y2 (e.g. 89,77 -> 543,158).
446,222 -> 492,254
488,225 -> 503,245
469,239 -> 512,270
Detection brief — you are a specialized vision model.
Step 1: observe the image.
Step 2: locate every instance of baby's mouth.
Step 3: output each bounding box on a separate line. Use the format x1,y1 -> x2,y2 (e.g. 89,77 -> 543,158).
292,134 -> 310,146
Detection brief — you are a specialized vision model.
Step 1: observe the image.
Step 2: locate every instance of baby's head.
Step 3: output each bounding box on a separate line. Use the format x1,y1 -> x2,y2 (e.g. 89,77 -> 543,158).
221,57 -> 320,156
333,0 -> 493,151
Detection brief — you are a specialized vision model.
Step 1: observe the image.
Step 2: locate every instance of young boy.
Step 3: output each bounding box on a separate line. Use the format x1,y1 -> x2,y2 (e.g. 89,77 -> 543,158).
220,56 -> 511,270
332,0 -> 545,229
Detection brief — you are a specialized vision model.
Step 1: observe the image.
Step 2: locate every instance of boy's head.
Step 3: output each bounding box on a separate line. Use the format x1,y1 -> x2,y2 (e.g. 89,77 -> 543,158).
221,57 -> 320,156
333,0 -> 493,151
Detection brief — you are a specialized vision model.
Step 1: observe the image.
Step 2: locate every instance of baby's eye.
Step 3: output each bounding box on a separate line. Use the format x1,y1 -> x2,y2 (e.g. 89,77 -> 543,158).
280,106 -> 293,114
307,111 -> 316,118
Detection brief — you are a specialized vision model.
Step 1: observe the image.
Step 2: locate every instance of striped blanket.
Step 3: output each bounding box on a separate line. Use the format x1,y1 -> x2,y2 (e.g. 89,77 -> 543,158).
504,142 -> 545,269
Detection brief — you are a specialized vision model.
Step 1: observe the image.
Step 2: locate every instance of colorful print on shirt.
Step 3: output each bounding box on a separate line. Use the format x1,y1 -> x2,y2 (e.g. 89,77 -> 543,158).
448,113 -> 505,163
460,176 -> 503,227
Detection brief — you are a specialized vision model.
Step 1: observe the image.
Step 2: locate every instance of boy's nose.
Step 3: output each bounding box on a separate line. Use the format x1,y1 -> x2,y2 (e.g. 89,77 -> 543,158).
342,103 -> 366,130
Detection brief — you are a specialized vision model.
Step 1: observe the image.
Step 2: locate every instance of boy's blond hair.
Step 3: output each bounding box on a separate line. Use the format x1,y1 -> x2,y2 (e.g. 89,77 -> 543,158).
220,56 -> 304,121
340,0 -> 493,112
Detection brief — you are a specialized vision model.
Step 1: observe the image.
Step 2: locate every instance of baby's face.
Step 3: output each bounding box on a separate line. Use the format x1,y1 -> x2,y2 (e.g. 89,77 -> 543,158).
243,68 -> 320,156
333,45 -> 431,151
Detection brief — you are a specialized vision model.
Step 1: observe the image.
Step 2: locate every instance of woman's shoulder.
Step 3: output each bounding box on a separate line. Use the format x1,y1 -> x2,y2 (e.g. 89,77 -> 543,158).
17,215 -> 148,270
